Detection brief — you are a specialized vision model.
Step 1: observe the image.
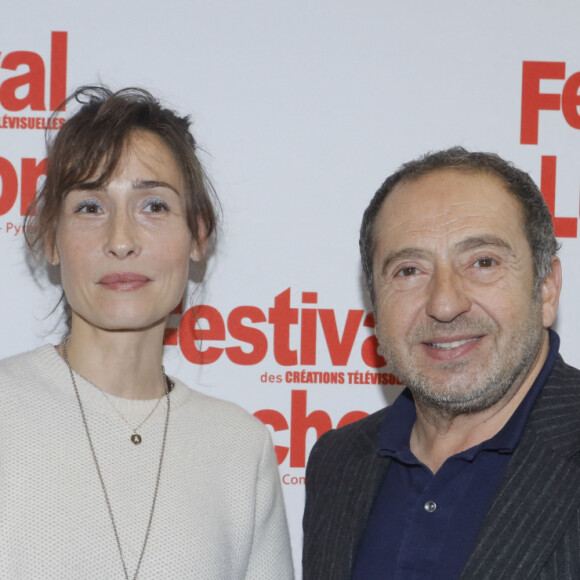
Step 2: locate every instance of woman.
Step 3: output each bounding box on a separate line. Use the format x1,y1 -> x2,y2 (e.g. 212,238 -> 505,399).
0,87 -> 294,579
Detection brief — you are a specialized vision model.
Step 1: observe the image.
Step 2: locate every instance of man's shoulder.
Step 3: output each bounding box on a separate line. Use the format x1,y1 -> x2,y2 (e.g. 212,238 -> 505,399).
310,405 -> 390,461
520,355 -> 580,461
548,354 -> 580,383
539,355 -> 580,406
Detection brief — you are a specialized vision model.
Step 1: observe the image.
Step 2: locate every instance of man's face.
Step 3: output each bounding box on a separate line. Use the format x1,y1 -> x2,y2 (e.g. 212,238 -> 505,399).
372,168 -> 555,415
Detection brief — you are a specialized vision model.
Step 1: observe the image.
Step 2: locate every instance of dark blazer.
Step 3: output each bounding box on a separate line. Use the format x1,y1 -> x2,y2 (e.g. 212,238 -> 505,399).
303,356 -> 580,579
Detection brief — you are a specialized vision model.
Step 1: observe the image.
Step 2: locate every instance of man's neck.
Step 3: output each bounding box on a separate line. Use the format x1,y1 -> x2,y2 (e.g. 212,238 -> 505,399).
409,332 -> 551,474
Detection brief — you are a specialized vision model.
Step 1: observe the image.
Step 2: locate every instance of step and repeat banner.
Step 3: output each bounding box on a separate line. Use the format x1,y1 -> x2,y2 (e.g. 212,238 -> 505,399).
1,2 -> 579,575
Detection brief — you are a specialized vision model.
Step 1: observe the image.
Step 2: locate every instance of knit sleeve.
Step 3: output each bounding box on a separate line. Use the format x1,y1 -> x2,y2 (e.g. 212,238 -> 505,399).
245,427 -> 295,579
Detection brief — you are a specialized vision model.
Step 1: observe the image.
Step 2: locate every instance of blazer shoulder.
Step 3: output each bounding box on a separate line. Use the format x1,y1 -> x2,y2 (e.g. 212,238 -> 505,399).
313,405 -> 389,455
549,355 -> 580,385
306,405 -> 391,487
528,355 -> 580,453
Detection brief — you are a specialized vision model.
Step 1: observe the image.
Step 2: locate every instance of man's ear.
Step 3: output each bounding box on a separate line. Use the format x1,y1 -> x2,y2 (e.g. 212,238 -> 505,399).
541,256 -> 562,328
190,219 -> 209,262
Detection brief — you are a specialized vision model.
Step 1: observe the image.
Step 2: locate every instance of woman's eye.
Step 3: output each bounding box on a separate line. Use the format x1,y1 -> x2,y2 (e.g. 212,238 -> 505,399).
143,198 -> 170,213
74,199 -> 102,214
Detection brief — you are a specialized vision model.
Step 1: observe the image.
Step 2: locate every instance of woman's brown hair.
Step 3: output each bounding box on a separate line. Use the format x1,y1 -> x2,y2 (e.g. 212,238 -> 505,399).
25,85 -> 218,261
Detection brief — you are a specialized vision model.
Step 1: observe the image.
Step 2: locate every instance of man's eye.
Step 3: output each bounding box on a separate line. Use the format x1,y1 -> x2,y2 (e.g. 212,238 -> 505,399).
474,257 -> 495,268
397,266 -> 419,277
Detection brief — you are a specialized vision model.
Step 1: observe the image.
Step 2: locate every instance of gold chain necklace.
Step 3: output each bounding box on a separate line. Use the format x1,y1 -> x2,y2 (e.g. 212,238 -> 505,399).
62,337 -> 170,580
96,368 -> 173,445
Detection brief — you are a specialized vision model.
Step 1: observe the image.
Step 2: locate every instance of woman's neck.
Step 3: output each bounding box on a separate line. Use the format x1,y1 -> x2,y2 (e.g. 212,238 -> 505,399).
59,321 -> 167,400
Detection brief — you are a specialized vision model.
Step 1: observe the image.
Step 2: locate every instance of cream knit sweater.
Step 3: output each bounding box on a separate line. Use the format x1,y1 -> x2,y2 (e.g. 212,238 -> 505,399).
0,346 -> 294,579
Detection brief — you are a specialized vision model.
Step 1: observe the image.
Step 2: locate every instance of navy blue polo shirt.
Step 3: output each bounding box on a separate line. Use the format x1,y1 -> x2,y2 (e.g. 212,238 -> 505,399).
352,331 -> 560,580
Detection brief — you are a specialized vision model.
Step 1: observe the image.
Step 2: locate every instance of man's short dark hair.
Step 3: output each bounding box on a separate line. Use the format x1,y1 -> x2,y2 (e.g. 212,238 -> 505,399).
360,146 -> 560,306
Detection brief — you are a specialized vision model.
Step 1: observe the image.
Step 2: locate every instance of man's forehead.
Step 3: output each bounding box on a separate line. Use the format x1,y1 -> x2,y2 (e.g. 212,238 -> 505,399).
390,166 -> 509,197
380,168 -> 519,220
372,168 -> 528,253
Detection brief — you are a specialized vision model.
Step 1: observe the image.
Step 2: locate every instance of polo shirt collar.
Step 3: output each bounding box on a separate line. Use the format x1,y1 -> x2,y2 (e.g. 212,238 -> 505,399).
379,330 -> 560,461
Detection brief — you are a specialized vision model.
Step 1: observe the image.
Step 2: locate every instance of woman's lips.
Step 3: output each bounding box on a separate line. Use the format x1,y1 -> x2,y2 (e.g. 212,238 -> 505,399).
98,272 -> 150,291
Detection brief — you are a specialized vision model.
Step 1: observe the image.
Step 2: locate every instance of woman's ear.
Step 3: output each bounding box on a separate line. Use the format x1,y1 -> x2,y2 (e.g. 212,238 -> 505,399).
45,235 -> 60,266
190,219 -> 209,262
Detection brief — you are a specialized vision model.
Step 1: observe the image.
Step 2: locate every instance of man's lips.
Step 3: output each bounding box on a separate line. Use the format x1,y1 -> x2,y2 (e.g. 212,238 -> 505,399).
98,273 -> 150,290
425,336 -> 481,351
420,335 -> 484,360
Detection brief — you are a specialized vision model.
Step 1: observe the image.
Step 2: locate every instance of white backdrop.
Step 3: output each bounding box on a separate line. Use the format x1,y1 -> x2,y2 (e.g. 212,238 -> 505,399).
1,2 -> 579,575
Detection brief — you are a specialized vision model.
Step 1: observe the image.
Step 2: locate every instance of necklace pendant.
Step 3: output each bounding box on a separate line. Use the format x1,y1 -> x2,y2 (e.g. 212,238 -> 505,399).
131,433 -> 142,445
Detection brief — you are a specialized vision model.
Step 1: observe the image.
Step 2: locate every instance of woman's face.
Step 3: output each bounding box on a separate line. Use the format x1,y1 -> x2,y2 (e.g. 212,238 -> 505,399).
52,130 -> 200,334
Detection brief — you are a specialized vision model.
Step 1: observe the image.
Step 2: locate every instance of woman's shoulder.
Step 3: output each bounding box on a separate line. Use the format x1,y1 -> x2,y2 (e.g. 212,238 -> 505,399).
0,345 -> 59,382
0,345 -> 65,406
171,378 -> 269,438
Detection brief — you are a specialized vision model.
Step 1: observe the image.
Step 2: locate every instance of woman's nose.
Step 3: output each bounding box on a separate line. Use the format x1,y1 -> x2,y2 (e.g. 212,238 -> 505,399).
104,210 -> 140,259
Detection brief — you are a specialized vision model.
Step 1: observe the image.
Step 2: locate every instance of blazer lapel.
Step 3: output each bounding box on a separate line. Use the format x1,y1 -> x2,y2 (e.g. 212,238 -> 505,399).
334,444 -> 390,577
462,357 -> 580,579
303,409 -> 390,580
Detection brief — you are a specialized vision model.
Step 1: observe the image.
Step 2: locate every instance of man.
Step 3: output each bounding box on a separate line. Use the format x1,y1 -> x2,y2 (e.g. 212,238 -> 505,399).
303,147 -> 580,579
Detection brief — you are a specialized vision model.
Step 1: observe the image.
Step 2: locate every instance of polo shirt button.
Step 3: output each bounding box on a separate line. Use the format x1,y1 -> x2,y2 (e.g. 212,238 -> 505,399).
424,500 -> 437,513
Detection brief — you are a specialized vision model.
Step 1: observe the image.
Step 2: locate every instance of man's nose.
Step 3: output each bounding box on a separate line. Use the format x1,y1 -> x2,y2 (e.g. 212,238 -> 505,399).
425,266 -> 471,322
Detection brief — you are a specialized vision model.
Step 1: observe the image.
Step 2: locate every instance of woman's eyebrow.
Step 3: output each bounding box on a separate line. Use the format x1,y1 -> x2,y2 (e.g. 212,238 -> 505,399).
131,179 -> 181,196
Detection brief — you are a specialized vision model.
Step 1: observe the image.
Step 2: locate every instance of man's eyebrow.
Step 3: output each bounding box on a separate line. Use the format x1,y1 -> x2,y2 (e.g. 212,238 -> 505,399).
379,248 -> 431,276
455,235 -> 515,255
378,235 -> 515,276
131,179 -> 181,196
